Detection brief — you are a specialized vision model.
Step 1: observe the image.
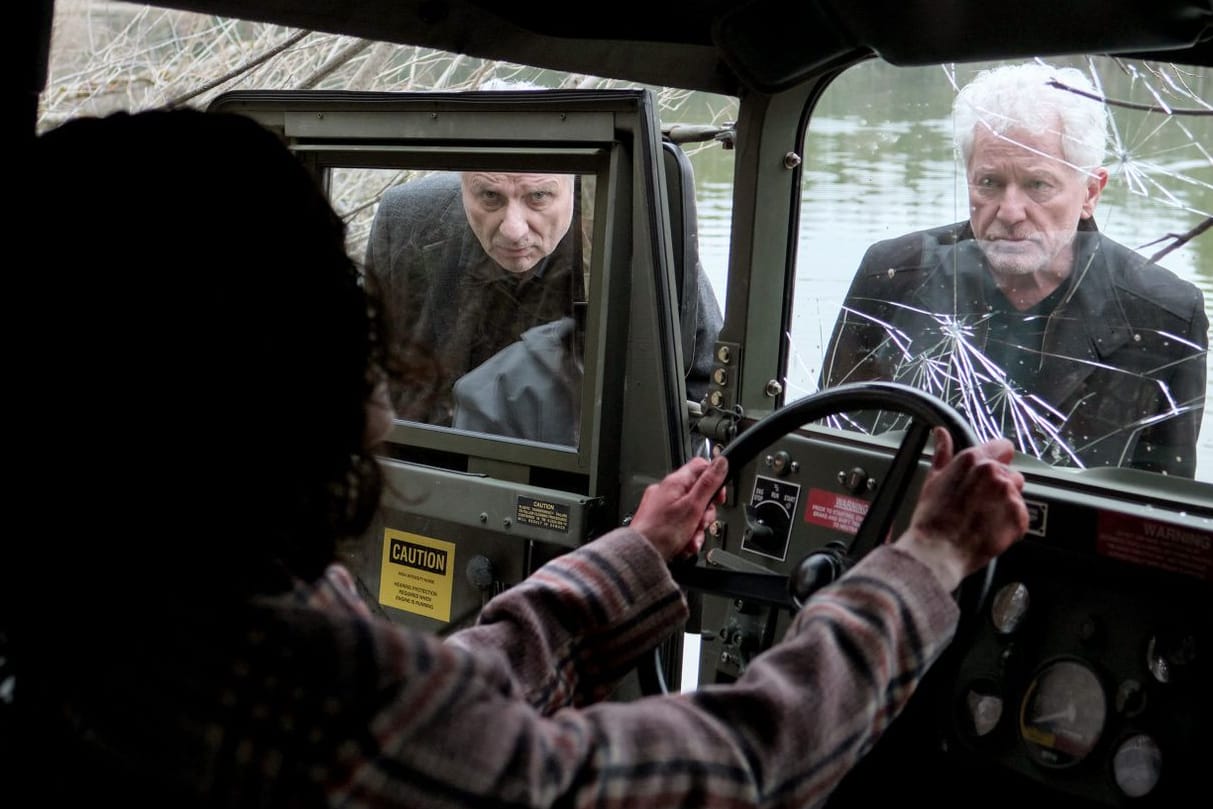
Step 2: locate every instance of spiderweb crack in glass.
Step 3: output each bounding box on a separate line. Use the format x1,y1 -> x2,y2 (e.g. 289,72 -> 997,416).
820,304 -> 1090,466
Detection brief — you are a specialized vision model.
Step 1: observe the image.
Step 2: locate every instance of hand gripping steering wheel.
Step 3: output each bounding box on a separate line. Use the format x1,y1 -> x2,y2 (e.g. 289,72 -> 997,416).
672,380 -> 995,626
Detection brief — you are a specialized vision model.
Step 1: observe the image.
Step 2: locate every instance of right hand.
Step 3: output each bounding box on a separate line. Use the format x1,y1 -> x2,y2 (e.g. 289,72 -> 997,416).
630,456 -> 729,562
893,427 -> 1028,592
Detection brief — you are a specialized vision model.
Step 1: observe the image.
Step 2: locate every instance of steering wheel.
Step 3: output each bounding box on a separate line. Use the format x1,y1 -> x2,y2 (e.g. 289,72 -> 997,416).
668,381 -> 996,653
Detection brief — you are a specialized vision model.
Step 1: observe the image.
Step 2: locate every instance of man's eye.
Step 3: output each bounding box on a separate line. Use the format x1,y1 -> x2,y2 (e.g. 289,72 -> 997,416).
528,191 -> 552,204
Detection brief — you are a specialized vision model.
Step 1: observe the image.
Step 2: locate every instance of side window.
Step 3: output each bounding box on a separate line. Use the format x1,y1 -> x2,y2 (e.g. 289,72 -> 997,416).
209,87 -> 720,491
331,167 -> 593,448
793,57 -> 1212,482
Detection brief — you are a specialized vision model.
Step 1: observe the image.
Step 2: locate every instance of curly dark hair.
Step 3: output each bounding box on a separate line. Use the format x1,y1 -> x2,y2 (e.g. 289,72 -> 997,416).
25,107 -> 431,598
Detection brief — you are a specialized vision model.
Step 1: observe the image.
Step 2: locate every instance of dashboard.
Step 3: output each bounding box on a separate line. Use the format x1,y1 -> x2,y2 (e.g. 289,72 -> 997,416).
688,422 -> 1212,807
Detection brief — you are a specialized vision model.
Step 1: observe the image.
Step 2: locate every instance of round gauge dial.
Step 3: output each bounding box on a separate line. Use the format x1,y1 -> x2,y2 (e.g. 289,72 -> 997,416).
964,685 -> 1004,737
990,581 -> 1030,634
1019,659 -> 1107,768
1113,734 -> 1162,798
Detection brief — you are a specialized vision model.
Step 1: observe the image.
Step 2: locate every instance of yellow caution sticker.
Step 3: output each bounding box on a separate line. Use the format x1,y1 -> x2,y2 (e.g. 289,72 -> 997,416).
378,529 -> 456,622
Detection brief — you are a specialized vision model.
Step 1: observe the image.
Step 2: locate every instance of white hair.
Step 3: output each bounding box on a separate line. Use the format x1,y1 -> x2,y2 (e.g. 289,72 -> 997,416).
479,78 -> 546,91
953,62 -> 1110,170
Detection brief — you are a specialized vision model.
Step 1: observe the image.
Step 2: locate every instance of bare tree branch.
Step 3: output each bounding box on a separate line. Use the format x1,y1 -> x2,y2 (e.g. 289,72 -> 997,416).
299,38 -> 375,89
165,28 -> 310,107
1047,79 -> 1213,116
1143,216 -> 1213,263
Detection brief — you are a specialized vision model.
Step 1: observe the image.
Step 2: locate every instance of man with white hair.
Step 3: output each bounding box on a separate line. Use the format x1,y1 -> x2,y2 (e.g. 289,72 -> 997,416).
820,62 -> 1207,477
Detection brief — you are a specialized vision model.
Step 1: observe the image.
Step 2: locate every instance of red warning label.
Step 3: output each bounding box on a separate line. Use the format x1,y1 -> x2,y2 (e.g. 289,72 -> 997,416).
805,489 -> 870,535
1095,512 -> 1212,581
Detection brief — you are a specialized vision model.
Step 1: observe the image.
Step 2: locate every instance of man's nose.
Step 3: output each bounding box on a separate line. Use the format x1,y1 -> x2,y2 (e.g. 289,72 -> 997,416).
498,201 -> 530,242
996,184 -> 1029,222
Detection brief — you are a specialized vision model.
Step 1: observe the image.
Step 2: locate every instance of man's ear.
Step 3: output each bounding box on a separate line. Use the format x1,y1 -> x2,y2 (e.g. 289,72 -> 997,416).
1081,167 -> 1109,219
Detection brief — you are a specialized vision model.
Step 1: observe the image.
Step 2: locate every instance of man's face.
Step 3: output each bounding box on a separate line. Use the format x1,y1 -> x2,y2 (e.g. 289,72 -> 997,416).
460,172 -> 575,274
967,125 -> 1107,278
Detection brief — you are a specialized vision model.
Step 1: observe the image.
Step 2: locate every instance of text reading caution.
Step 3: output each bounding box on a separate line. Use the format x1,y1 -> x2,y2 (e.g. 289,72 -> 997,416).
378,529 -> 456,622
516,497 -> 570,533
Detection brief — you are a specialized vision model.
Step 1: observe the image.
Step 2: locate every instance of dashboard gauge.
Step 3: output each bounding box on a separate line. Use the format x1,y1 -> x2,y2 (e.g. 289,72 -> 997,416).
1114,679 -> 1147,718
1146,629 -> 1198,684
990,581 -> 1030,634
1112,734 -> 1162,798
1019,660 -> 1107,768
964,686 -> 1003,737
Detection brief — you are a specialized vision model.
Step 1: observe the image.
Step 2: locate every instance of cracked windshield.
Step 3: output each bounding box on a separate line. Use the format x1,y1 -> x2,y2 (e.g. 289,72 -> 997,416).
790,58 -> 1211,483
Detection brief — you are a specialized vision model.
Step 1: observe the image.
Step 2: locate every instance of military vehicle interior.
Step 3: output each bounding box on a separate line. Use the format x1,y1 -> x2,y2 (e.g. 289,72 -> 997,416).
18,2 -> 1213,807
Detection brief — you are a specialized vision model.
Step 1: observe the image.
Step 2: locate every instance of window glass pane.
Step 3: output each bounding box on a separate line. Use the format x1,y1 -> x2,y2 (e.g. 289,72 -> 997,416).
332,167 -> 594,448
794,57 -> 1212,482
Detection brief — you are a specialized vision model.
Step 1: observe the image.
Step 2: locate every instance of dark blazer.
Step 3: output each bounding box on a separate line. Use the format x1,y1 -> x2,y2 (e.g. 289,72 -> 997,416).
366,172 -> 722,427
820,220 -> 1208,477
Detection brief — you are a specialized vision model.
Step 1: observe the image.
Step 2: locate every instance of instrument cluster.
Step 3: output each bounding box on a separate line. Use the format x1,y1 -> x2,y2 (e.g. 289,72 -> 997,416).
694,432 -> 1212,807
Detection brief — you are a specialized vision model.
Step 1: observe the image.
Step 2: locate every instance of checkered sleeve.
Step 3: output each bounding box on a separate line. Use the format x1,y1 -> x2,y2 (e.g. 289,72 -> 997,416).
445,527 -> 689,712
330,541 -> 957,809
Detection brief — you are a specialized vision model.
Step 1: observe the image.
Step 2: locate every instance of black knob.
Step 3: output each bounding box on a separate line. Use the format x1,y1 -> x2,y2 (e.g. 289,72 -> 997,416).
790,552 -> 843,608
466,554 -> 495,592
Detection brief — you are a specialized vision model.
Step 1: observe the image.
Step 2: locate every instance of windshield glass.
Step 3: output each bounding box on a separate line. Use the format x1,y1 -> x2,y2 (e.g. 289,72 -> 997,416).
792,57 -> 1211,482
